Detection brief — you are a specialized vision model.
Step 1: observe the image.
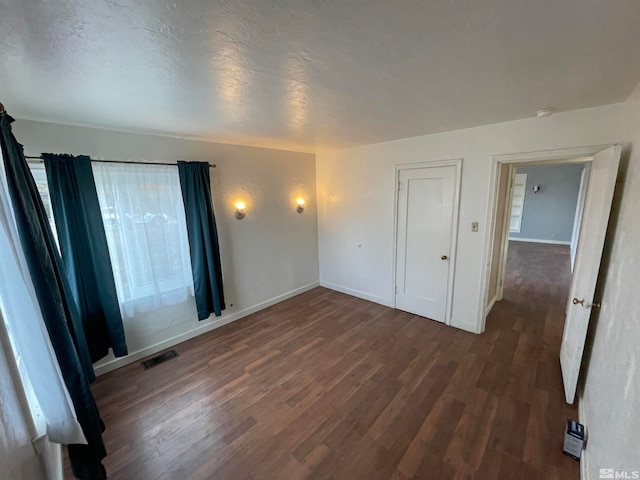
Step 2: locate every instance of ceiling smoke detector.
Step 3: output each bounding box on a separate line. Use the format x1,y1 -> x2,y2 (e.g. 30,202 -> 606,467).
537,108 -> 556,118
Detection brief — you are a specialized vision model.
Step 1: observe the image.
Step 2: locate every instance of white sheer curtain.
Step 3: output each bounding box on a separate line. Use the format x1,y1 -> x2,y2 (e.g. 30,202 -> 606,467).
92,163 -> 194,317
0,315 -> 47,480
0,151 -> 86,460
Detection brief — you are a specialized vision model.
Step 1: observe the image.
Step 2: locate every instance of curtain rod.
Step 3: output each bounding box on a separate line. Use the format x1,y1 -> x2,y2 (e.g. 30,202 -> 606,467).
25,155 -> 216,168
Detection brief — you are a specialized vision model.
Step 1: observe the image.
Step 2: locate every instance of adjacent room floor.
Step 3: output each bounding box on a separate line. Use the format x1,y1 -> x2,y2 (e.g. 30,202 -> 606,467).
66,241 -> 579,479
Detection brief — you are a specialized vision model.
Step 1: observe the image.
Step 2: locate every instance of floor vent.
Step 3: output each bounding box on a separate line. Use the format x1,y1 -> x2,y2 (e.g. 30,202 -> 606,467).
142,349 -> 179,370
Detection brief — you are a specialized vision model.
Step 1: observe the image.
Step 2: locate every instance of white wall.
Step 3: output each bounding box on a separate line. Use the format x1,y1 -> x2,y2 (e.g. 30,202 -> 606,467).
579,90 -> 640,478
317,102 -> 631,333
13,120 -> 319,374
509,162 -> 586,244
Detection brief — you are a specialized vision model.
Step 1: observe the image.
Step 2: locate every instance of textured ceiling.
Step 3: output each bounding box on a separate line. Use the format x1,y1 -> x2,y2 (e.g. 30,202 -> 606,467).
1,0 -> 640,153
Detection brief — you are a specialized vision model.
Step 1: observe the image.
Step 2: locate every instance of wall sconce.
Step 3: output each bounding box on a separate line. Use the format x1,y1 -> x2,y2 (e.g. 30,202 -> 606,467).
532,185 -> 541,194
296,198 -> 305,213
234,201 -> 246,219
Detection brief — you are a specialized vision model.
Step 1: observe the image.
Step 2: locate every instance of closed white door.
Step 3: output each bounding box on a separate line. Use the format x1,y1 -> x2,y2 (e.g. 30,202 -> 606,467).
560,145 -> 621,404
395,166 -> 456,322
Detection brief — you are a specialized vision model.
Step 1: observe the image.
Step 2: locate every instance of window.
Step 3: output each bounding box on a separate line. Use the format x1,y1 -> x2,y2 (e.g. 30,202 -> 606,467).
28,163 -> 58,246
92,163 -> 194,317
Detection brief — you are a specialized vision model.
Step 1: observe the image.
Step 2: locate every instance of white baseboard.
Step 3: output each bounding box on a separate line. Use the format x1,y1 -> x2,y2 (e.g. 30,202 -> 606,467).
94,281 -> 320,376
319,280 -> 392,307
508,237 -> 571,246
450,318 -> 480,334
319,281 -> 481,334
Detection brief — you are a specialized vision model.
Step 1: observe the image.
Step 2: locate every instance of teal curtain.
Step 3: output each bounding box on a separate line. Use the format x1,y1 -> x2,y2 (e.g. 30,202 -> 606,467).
43,153 -> 127,362
177,161 -> 225,319
1,112 -> 107,480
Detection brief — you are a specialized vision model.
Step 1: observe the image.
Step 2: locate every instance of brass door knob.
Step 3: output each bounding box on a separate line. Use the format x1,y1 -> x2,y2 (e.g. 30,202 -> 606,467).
441,255 -> 448,260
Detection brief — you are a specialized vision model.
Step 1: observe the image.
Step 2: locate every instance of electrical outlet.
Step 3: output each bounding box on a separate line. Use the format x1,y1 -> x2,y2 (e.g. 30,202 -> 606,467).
471,222 -> 479,232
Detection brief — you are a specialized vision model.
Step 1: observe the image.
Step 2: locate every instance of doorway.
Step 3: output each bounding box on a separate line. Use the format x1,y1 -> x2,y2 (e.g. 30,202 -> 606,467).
504,161 -> 589,310
483,145 -> 620,404
486,157 -> 591,313
393,160 -> 461,324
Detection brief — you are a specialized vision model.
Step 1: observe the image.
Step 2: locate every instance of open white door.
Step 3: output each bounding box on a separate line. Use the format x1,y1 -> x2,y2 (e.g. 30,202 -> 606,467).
560,145 -> 621,404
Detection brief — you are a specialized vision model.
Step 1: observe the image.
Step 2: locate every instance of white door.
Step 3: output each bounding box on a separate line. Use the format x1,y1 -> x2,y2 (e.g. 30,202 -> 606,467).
395,166 -> 456,322
560,145 -> 621,404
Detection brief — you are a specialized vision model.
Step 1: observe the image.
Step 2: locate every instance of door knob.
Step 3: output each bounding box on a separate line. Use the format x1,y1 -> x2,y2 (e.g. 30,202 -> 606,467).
572,298 -> 584,306
441,255 -> 448,260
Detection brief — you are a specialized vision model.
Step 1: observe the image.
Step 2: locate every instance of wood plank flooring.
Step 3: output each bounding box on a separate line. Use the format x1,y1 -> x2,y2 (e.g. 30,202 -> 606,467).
66,241 -> 579,479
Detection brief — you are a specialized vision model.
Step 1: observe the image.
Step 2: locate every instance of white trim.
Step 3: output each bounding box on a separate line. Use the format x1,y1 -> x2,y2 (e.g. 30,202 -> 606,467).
481,160 -> 505,334
319,280 -> 392,307
394,159 -> 464,170
450,318 -> 479,334
508,237 -> 571,246
94,281 -> 319,376
498,164 -> 517,301
481,163 -> 513,331
492,146 -> 608,164
391,158 -> 462,326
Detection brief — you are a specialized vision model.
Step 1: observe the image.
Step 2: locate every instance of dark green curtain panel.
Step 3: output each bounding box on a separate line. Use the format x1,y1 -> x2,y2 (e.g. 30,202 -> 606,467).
43,153 -> 127,362
177,161 -> 225,319
0,112 -> 108,480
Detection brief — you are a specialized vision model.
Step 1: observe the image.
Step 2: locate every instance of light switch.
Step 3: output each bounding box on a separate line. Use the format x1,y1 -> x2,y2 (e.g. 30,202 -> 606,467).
471,222 -> 479,232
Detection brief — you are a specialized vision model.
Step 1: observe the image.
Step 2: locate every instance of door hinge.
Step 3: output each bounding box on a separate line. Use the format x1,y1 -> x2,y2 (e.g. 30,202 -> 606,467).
395,285 -> 399,294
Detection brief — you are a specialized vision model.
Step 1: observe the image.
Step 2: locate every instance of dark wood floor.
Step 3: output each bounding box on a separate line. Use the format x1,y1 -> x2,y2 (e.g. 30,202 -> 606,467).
67,241 -> 578,479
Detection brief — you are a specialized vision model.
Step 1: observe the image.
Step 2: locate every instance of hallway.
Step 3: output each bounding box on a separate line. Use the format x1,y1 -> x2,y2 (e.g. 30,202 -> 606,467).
486,240 -> 578,475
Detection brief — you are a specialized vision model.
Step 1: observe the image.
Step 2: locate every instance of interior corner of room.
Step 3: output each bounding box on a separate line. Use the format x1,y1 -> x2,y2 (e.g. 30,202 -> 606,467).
1,2 -> 640,479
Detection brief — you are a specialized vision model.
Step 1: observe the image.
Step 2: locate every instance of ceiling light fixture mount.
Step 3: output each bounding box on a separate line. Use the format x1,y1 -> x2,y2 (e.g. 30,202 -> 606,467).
537,108 -> 556,118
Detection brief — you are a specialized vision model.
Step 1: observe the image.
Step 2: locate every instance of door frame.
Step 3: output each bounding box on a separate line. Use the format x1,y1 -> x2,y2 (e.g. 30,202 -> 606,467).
392,158 -> 462,326
570,163 -> 592,272
480,144 -> 613,333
